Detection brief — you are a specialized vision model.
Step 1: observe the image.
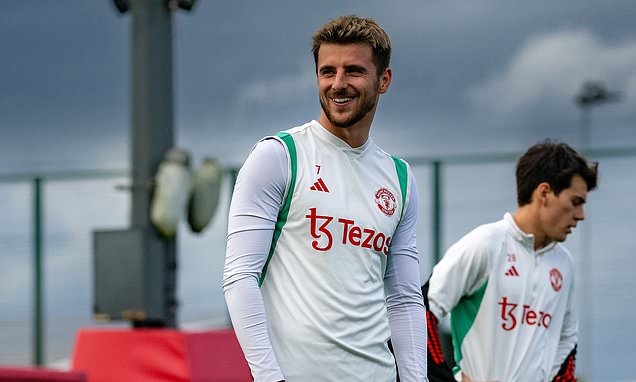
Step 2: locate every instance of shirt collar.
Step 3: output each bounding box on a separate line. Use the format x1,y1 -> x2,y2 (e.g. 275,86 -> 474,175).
311,120 -> 373,158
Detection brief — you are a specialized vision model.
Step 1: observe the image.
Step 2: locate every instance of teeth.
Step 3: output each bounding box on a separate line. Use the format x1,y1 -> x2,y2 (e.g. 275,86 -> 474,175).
334,97 -> 352,103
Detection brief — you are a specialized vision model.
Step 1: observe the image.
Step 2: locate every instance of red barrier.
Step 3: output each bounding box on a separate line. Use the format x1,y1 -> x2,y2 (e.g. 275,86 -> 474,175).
0,367 -> 86,382
71,328 -> 251,382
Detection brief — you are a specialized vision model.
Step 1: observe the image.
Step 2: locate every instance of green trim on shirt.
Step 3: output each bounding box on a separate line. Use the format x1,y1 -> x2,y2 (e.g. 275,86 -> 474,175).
391,156 -> 408,220
450,279 -> 489,371
258,132 -> 297,287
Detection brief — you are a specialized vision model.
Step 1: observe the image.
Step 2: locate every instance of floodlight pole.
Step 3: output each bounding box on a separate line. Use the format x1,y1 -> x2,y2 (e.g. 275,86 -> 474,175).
575,81 -> 621,149
574,80 -> 620,378
129,0 -> 176,328
106,0 -> 195,330
32,177 -> 43,365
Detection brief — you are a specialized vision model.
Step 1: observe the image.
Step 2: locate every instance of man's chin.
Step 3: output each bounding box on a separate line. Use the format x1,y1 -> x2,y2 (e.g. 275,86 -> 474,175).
327,114 -> 356,129
332,120 -> 354,129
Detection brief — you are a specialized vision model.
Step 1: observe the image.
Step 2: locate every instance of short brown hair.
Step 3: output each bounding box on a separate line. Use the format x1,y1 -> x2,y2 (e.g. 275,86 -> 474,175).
516,140 -> 598,206
312,15 -> 391,76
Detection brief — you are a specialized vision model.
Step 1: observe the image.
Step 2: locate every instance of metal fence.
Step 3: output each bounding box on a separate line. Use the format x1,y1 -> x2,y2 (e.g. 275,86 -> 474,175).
1,147 -> 635,381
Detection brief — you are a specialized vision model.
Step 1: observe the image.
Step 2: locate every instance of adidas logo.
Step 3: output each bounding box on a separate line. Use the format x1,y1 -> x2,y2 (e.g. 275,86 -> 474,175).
310,178 -> 330,193
505,265 -> 519,277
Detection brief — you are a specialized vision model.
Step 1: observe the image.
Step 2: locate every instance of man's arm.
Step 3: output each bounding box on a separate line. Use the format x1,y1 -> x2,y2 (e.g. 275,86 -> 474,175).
427,227 -> 492,321
551,267 -> 577,382
384,173 -> 428,381
223,138 -> 288,382
421,281 -> 455,382
552,346 -> 576,382
425,224 -> 494,381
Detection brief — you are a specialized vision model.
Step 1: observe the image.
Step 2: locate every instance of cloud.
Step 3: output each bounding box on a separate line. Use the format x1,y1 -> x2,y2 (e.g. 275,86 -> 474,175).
235,59 -> 316,108
467,29 -> 636,119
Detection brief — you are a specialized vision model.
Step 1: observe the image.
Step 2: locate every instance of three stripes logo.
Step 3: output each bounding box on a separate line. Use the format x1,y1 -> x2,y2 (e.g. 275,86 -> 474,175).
310,178 -> 330,193
505,265 -> 520,277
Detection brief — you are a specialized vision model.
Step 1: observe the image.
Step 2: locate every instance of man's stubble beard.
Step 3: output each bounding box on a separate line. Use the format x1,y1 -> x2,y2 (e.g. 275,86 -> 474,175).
320,83 -> 379,129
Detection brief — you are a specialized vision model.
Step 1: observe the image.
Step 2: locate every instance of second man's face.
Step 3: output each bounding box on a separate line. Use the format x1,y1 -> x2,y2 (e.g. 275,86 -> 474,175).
541,174 -> 588,243
316,43 -> 391,131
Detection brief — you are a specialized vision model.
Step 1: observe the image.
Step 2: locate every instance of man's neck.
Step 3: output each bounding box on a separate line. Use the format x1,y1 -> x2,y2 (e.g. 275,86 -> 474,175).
317,116 -> 372,148
513,207 -> 550,250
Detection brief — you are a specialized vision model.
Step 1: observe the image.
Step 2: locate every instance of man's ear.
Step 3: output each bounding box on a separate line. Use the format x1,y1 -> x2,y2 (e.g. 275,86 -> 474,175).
536,182 -> 552,205
378,67 -> 392,94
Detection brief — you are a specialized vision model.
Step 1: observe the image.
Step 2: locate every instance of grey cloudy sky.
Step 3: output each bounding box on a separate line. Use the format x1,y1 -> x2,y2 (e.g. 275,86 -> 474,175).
1,0 -> 635,173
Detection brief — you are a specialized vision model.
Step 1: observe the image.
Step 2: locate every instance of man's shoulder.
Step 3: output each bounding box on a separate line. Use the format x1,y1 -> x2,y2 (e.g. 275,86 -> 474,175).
372,142 -> 409,163
438,219 -> 508,265
550,243 -> 576,267
462,218 -> 508,247
258,122 -> 313,149
277,121 -> 314,137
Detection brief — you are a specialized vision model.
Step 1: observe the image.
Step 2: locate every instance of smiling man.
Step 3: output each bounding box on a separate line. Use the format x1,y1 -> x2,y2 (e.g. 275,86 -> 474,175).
223,15 -> 427,382
424,141 -> 598,382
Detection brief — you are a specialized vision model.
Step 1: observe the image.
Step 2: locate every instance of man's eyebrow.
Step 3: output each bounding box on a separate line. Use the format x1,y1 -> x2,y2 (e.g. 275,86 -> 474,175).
318,64 -> 368,71
345,64 -> 367,71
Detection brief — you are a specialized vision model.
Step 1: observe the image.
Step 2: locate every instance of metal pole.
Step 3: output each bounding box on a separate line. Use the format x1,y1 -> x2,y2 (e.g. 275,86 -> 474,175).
574,81 -> 621,379
578,105 -> 592,378
432,161 -> 442,264
130,0 -> 177,328
580,106 -> 590,152
32,177 -> 44,366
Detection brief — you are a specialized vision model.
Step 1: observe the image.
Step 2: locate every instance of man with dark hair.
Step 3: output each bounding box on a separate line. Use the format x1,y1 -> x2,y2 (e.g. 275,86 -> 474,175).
223,15 -> 427,381
424,140 -> 598,382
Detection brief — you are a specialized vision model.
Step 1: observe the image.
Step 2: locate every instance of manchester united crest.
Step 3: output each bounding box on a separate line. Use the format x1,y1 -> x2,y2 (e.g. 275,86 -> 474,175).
549,268 -> 563,292
375,187 -> 396,216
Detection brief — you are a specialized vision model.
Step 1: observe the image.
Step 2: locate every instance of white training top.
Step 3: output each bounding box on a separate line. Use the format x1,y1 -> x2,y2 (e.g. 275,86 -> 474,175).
224,120 -> 427,382
428,213 -> 577,382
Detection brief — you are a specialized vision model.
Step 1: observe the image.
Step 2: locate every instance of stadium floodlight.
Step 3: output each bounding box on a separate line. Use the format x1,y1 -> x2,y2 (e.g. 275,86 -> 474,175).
177,0 -> 196,11
113,0 -> 130,13
575,80 -> 621,108
573,80 -> 621,376
104,0 -> 198,329
574,80 -> 621,149
114,0 -> 196,14
187,158 -> 223,233
166,0 -> 197,11
150,148 -> 193,238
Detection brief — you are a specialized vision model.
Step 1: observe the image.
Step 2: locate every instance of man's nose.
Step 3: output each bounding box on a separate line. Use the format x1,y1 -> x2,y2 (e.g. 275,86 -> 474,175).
333,70 -> 347,90
575,206 -> 585,221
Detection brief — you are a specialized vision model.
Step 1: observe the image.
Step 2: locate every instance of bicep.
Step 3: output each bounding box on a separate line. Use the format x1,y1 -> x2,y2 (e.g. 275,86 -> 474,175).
223,138 -> 288,288
227,138 -> 288,233
385,172 -> 422,302
427,231 -> 492,319
387,171 -> 419,263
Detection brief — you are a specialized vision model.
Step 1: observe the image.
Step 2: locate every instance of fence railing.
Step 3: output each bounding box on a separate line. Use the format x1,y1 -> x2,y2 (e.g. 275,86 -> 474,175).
2,145 -> 635,380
